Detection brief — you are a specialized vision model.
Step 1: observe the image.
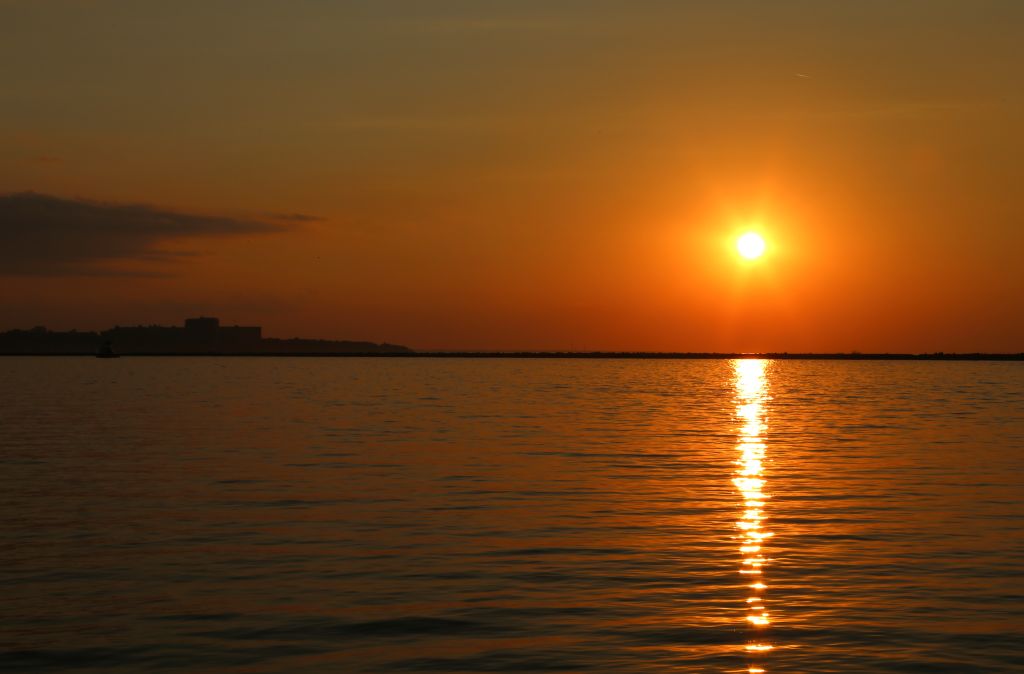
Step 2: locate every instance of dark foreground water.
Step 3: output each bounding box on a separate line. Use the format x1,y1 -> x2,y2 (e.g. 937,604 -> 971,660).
1,358 -> 1023,673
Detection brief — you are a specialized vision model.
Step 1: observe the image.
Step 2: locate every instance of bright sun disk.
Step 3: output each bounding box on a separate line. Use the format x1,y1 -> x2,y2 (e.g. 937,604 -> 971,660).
737,232 -> 766,259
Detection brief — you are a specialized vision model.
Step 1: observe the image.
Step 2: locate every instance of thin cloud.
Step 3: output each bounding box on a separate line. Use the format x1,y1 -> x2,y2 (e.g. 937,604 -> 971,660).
266,211 -> 324,223
0,192 -> 285,276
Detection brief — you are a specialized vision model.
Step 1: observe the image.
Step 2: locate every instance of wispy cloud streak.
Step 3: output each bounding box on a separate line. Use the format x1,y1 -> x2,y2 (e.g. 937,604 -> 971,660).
0,192 -> 285,276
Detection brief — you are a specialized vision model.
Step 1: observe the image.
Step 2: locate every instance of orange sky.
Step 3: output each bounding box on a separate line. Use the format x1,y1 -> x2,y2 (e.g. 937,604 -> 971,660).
2,2 -> 1023,351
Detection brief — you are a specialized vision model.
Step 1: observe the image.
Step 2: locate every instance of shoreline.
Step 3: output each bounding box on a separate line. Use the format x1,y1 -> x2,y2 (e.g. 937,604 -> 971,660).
3,352 -> 1023,361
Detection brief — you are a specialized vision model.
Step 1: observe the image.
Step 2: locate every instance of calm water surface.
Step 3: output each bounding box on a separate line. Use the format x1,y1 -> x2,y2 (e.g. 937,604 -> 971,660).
2,358 -> 1023,672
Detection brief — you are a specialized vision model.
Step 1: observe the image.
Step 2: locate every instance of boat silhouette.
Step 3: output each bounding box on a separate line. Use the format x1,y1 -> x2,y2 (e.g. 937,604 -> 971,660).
96,341 -> 120,358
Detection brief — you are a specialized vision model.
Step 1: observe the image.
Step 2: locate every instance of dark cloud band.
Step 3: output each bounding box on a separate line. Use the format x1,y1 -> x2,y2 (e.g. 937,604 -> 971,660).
0,192 -> 287,276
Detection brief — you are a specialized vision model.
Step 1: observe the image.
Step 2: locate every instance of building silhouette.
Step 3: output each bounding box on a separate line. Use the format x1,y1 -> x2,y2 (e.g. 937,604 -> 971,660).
103,317 -> 262,353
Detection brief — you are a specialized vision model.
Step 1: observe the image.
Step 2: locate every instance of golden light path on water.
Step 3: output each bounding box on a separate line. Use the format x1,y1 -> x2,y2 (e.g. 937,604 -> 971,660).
733,359 -> 774,673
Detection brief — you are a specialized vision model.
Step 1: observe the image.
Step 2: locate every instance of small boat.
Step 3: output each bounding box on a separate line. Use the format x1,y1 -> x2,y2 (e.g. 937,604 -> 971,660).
96,341 -> 120,359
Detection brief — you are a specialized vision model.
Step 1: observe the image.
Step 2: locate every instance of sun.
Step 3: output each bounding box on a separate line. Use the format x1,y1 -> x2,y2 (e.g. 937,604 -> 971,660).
737,232 -> 766,260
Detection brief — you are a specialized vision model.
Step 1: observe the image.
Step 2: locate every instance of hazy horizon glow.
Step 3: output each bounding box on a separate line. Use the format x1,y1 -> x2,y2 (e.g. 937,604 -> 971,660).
2,2 -> 1023,351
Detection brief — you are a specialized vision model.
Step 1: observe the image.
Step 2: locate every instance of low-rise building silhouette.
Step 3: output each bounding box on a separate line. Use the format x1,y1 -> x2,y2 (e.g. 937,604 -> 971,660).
103,317 -> 263,353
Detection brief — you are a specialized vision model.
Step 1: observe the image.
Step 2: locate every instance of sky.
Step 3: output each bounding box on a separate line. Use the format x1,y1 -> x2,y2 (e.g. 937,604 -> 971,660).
2,1 -> 1023,352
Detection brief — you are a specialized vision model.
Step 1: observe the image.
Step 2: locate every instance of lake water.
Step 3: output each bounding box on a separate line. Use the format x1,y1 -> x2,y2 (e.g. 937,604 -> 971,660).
2,358 -> 1023,673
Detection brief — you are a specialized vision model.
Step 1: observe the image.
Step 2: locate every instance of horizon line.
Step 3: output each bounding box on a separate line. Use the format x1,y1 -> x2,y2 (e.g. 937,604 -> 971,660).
3,351 -> 1022,361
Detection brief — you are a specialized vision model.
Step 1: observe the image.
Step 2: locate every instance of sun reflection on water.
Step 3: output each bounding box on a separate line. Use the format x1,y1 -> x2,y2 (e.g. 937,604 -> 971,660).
733,359 -> 773,673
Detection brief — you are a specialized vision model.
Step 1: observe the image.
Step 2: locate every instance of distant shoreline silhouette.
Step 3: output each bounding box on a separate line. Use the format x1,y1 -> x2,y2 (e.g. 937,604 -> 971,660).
0,317 -> 410,355
1,317 -> 1020,359
397,352 -> 1024,361
2,348 -> 1022,361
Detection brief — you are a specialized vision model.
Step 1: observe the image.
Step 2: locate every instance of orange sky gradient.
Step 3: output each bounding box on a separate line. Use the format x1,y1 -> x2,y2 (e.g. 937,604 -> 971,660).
2,2 -> 1023,352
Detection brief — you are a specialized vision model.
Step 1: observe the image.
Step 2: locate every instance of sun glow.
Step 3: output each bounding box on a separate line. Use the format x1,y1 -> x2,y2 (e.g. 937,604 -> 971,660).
737,232 -> 766,259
